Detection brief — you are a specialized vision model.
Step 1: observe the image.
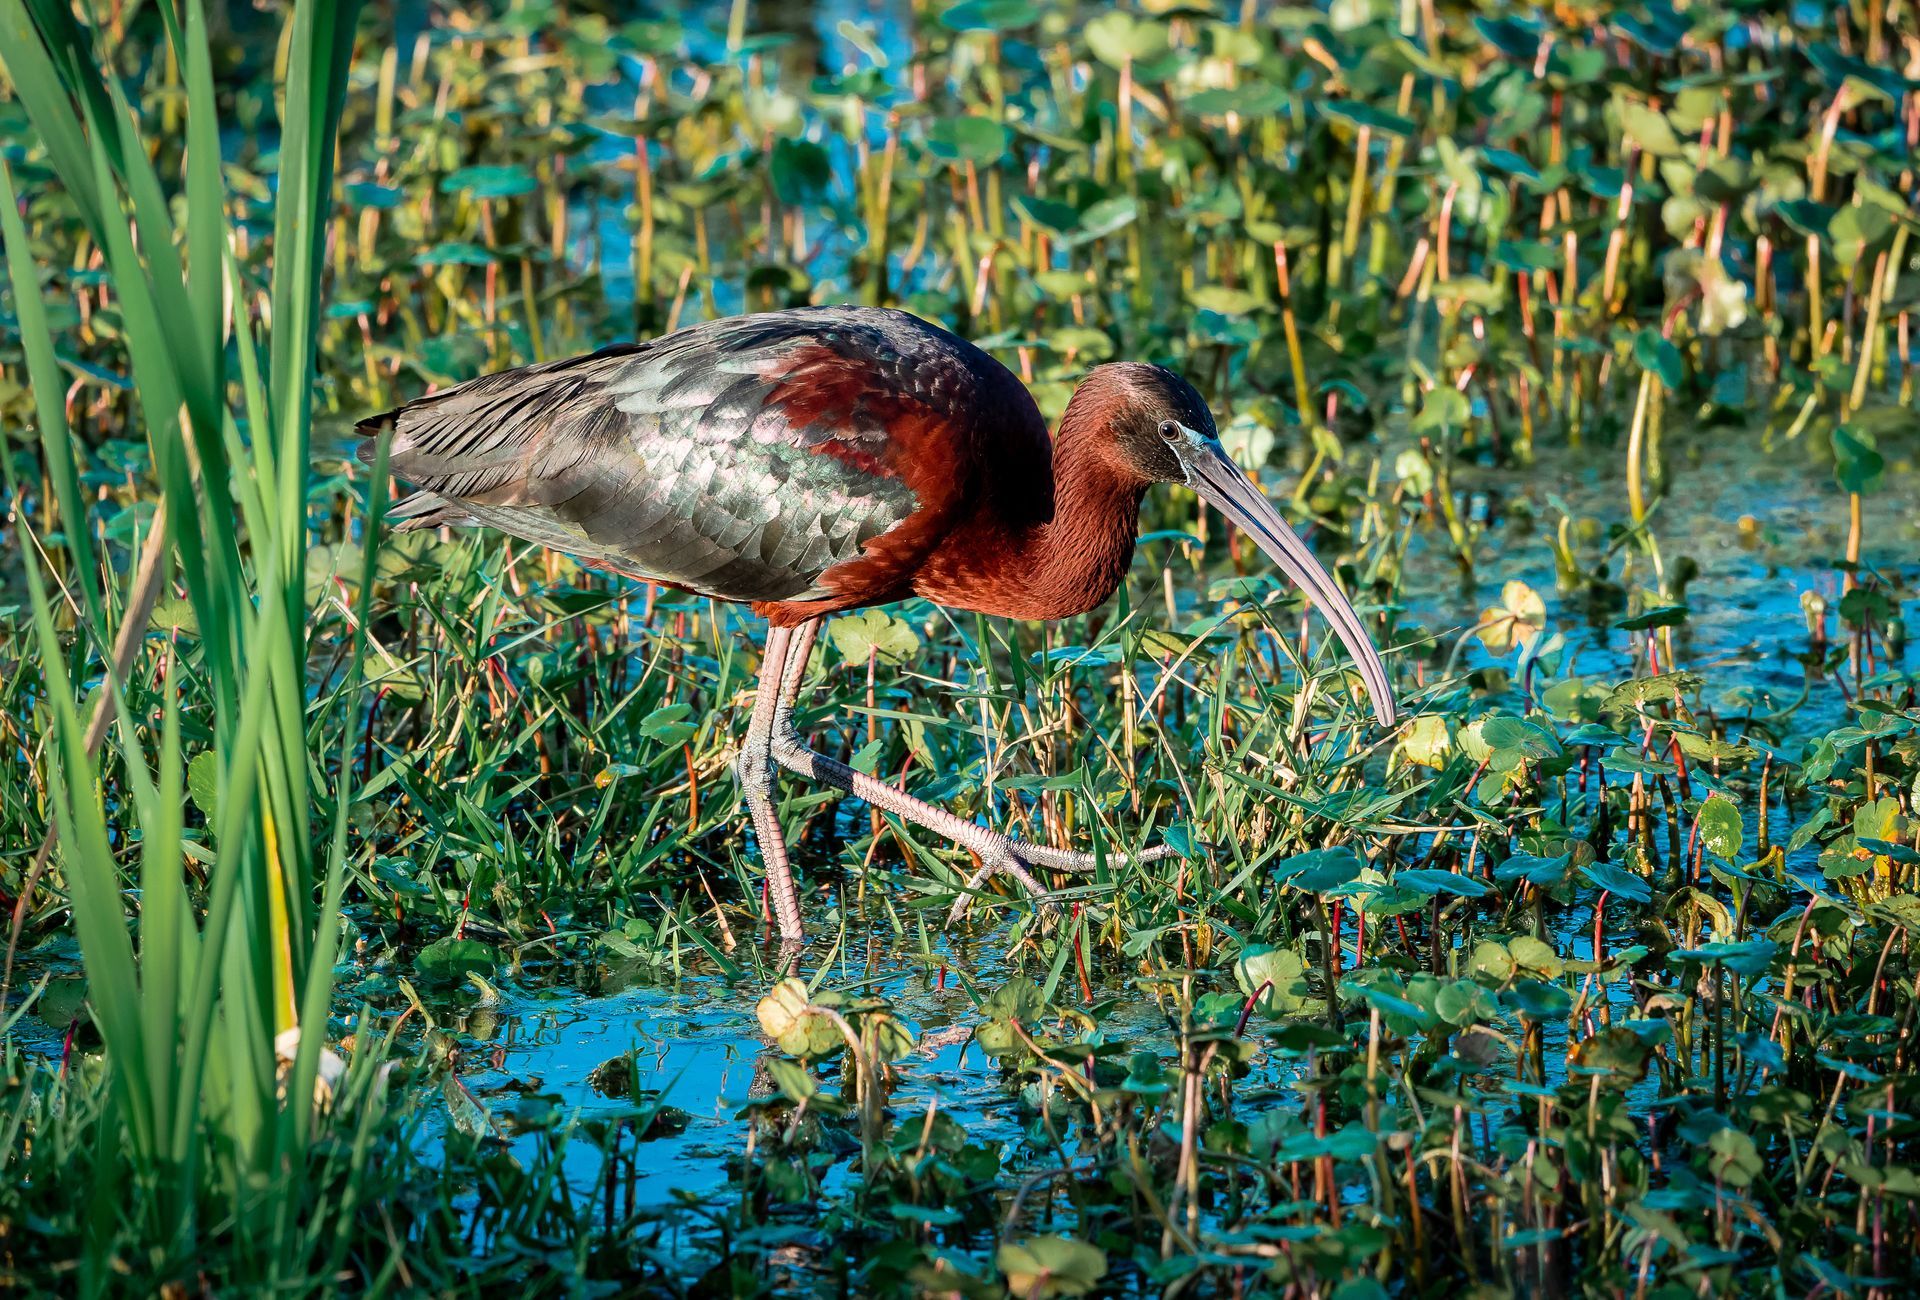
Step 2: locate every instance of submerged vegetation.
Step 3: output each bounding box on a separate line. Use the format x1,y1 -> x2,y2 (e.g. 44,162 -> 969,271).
1,0 -> 1918,1294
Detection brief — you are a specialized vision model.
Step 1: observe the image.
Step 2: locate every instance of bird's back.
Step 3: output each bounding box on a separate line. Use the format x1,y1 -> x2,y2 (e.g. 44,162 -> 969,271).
360,307 -> 1049,614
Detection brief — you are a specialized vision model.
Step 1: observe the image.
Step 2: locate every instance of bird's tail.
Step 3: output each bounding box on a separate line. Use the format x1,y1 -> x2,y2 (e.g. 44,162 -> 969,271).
353,405 -> 474,532
382,491 -> 477,533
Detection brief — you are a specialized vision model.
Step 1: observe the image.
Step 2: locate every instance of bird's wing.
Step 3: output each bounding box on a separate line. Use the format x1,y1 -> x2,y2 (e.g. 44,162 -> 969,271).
359,309 -> 1002,604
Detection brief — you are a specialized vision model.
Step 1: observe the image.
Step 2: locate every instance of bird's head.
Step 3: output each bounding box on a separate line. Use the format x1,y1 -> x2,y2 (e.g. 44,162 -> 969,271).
1081,362 -> 1396,728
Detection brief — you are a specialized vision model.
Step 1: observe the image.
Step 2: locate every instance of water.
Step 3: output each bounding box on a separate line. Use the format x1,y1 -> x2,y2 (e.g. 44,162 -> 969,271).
12,1 -> 1919,1259
1396,429 -> 1915,736
444,944 -> 1029,1211
389,420 -> 1915,1218
11,419 -> 1914,1203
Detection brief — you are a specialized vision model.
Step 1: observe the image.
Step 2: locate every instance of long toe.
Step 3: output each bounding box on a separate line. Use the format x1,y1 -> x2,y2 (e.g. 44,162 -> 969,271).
1002,840 -> 1185,872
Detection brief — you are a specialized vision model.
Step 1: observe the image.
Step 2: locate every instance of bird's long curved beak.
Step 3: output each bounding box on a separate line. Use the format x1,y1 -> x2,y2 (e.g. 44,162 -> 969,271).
1176,431 -> 1397,727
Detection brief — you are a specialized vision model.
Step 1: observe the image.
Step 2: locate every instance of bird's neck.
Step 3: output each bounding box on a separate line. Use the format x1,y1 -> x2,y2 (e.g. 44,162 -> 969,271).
915,402 -> 1145,621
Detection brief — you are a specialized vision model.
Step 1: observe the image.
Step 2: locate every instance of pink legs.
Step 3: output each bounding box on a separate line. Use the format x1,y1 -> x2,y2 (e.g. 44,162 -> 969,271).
734,616 -> 1177,942
732,623 -> 806,941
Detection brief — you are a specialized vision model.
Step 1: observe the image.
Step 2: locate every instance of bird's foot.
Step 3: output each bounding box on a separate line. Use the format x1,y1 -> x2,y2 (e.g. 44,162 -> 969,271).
731,743 -> 777,802
763,731 -> 1189,930
940,835 -> 1185,928
944,836 -> 1053,928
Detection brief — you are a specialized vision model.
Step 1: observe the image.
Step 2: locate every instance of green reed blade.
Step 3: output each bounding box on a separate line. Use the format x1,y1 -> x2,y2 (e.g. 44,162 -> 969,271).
165,0 -> 229,375
0,159 -> 104,638
0,437 -> 153,1163
98,74 -> 222,439
0,0 -> 103,236
74,121 -> 226,677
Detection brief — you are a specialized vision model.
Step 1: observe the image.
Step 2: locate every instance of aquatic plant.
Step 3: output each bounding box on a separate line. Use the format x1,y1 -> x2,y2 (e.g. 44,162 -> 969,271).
0,0 -> 1915,1294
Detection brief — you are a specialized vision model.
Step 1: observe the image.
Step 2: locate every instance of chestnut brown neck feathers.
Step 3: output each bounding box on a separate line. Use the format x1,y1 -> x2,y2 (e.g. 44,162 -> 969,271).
912,366 -> 1153,621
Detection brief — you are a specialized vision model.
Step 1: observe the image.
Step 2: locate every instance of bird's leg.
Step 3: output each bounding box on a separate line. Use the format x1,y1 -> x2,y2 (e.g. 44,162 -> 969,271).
733,624 -> 807,945
765,618 -> 1180,925
768,616 -> 819,751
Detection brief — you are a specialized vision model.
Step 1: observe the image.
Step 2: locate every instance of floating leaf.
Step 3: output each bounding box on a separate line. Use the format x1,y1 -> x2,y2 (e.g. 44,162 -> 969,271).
1397,714 -> 1451,768
1581,861 -> 1653,904
1062,195 -> 1137,245
1320,101 -> 1416,138
1184,84 -> 1289,118
638,702 -> 696,746
1394,869 -> 1491,898
344,181 -> 403,209
1697,793 -> 1743,861
1413,385 -> 1470,434
1218,412 -> 1274,468
1505,978 -> 1571,1019
1613,9 -> 1685,55
1616,605 -> 1689,631
1234,946 -> 1312,1014
1481,147 -> 1542,183
440,164 -> 537,199
1274,847 -> 1363,893
1119,1049 -> 1172,1097
1854,797 -> 1904,844
1494,239 -> 1559,272
415,936 -> 497,984
998,1236 -> 1107,1298
1083,12 -> 1167,67
828,609 -> 920,665
1508,935 -> 1564,977
1474,15 -> 1542,61
186,751 -> 219,821
1481,717 -> 1562,761
419,241 -> 498,266
149,597 -> 198,636
1571,1027 -> 1651,1085
925,116 -> 1010,166
1704,1128 -> 1763,1187
755,978 -> 843,1058
1275,1122 -> 1378,1162
939,0 -> 1038,31
1829,202 -> 1895,270
1634,329 -> 1683,390
1342,979 -> 1433,1028
1616,98 -> 1683,157
769,138 -> 831,206
1187,285 -> 1265,315
1469,940 -> 1515,981
1496,853 -> 1574,890
1476,581 -> 1547,654
1435,979 -> 1497,1025
1047,325 -> 1116,360
1011,193 -> 1082,234
1774,199 -> 1835,240
1670,940 -> 1779,977
35,977 -> 87,1030
1693,158 -> 1756,205
1831,426 -> 1884,495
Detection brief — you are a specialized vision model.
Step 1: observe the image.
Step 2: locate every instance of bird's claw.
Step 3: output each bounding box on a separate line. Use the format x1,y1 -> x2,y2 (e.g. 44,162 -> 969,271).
944,840 -> 1052,928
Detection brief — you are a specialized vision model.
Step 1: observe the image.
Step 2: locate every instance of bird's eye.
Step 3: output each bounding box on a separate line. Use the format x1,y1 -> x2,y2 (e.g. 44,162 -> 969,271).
1158,420 -> 1181,441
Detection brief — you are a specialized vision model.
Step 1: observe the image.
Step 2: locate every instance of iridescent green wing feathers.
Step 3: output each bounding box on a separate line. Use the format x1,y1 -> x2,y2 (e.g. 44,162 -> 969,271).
358,308 -> 1001,602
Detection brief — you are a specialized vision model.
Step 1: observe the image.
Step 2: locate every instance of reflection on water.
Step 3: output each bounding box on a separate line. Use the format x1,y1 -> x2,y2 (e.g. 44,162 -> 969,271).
1397,431 -> 1913,738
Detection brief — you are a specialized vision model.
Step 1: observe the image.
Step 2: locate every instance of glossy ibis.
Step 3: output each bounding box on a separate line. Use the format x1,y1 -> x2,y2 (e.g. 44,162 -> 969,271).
361,306 -> 1395,943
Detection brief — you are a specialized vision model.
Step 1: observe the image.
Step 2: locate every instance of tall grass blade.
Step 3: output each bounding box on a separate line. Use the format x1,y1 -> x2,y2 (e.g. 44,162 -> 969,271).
0,0 -> 371,1272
